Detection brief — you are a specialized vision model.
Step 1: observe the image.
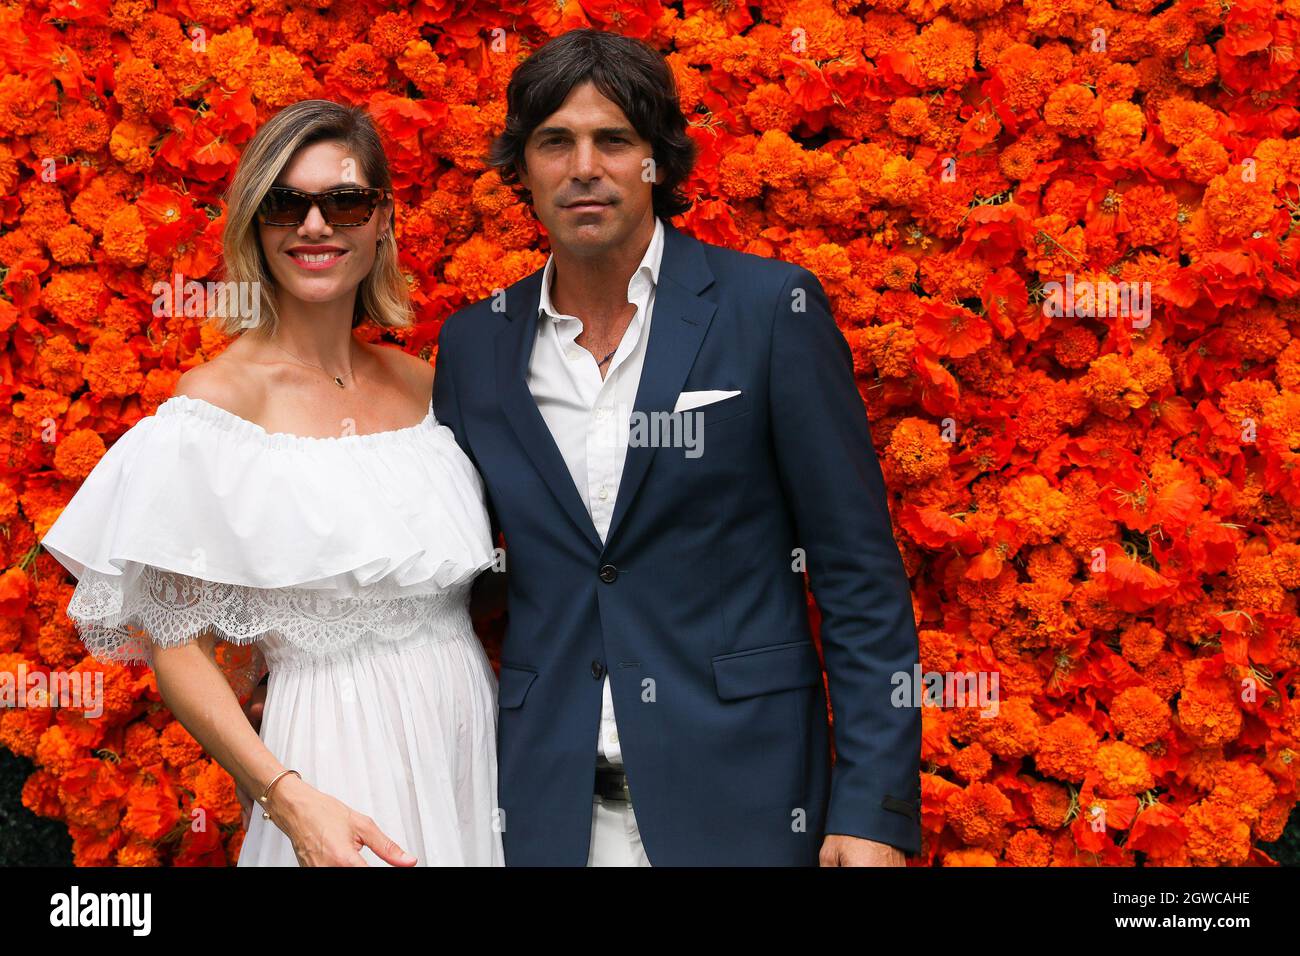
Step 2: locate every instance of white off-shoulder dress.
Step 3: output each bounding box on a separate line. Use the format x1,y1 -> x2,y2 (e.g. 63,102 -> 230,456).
39,394 -> 504,866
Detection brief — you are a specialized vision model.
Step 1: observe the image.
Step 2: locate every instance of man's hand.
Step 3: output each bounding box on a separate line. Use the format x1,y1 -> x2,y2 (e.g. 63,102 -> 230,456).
235,682 -> 268,830
468,560 -> 508,619
240,680 -> 266,733
819,834 -> 906,867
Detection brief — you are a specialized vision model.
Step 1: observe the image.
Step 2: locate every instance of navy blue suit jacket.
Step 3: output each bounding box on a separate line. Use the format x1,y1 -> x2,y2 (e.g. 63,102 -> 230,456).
433,216 -> 922,865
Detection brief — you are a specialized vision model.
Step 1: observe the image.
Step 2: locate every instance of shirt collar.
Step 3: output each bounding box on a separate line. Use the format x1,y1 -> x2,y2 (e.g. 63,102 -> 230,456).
538,215 -> 665,323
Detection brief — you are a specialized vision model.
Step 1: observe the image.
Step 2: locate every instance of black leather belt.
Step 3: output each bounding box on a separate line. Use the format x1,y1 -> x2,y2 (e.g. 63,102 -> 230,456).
595,767 -> 632,802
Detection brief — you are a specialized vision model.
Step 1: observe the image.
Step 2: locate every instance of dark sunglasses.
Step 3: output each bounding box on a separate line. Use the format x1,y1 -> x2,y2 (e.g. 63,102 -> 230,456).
257,186 -> 391,227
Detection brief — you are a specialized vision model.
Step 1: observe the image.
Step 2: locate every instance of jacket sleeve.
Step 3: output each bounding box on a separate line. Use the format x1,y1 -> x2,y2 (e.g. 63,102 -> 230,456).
434,315 -> 502,544
766,265 -> 922,854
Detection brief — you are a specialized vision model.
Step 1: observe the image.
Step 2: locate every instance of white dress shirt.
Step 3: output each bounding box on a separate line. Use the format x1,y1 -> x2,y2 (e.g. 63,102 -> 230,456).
526,215 -> 666,769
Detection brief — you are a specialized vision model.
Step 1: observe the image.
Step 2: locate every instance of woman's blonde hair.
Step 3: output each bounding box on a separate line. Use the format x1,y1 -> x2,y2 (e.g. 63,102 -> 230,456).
212,99 -> 411,337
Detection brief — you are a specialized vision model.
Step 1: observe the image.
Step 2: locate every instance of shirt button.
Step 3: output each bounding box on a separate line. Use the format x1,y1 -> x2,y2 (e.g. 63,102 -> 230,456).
591,660 -> 605,679
567,348 -> 581,360
598,564 -> 618,583
598,487 -> 609,500
611,731 -> 619,743
597,406 -> 611,420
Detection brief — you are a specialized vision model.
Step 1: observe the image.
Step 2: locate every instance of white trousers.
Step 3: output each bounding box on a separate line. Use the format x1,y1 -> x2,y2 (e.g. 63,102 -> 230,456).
586,794 -> 652,866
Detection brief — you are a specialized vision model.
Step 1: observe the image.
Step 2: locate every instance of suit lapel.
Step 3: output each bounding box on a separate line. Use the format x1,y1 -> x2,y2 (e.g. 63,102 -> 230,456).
493,219 -> 717,554
495,272 -> 604,552
604,222 -> 716,547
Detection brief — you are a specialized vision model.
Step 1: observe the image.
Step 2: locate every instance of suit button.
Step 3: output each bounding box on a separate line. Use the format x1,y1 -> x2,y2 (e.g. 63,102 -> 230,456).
591,660 -> 605,679
598,564 -> 618,583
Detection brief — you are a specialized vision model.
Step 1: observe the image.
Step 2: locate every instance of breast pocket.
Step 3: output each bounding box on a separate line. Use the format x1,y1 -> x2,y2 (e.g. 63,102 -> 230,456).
690,390 -> 750,427
663,391 -> 750,470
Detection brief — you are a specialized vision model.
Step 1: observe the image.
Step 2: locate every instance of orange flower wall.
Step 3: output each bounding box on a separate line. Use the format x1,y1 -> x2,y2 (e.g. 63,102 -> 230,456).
2,0 -> 1299,867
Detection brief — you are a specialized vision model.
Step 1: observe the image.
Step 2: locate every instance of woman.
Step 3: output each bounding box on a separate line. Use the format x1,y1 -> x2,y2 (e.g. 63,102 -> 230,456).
39,100 -> 504,866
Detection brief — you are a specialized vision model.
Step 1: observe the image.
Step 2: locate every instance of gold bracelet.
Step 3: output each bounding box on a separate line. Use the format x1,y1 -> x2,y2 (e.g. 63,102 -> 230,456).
258,769 -> 301,820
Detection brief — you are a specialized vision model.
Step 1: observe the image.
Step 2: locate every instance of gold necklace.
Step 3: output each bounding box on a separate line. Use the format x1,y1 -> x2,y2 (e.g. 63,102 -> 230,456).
269,336 -> 356,389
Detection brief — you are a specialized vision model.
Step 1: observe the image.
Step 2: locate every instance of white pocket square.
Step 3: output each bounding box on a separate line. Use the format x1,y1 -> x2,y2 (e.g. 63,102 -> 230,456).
673,389 -> 741,413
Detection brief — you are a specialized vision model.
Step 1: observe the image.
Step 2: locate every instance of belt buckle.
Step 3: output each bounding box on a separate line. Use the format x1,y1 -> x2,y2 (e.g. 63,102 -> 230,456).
596,768 -> 632,805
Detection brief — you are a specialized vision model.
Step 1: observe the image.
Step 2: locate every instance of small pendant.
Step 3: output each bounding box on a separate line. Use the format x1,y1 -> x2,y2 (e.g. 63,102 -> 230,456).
334,376 -> 345,388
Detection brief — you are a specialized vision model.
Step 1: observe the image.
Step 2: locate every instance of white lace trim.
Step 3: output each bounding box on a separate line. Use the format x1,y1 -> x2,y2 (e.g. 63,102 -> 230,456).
64,564 -> 477,698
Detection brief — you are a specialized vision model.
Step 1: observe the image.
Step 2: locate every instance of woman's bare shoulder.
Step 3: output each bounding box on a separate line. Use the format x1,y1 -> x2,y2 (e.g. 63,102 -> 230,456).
366,340 -> 435,396
173,352 -> 266,421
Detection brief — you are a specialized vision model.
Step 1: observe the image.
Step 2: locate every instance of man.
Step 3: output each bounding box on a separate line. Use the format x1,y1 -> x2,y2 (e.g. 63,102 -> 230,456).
432,28 -> 922,866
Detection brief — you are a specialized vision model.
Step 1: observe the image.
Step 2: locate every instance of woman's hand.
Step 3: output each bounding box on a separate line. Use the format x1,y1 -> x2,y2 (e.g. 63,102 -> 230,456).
238,786 -> 254,832
149,642 -> 409,865
265,774 -> 418,867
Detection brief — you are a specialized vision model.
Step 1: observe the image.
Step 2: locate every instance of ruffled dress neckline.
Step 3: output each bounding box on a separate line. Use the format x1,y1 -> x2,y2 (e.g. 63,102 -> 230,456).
39,391 -> 498,697
156,394 -> 438,450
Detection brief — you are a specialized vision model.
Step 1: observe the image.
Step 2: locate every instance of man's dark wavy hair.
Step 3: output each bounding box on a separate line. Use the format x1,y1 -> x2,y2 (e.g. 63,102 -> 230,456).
486,29 -> 698,220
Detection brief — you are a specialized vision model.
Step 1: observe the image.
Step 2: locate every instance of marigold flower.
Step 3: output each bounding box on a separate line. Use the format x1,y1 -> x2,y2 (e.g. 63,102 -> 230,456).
1271,543 -> 1300,591
101,205 -> 149,267
0,704 -> 49,758
1044,84 -> 1097,136
911,18 -> 976,88
1202,168 -> 1279,239
947,781 -> 1014,847
1207,761 -> 1276,829
1028,779 -> 1071,828
252,47 -> 315,108
1178,662 -> 1244,747
117,840 -> 162,866
1093,740 -> 1155,796
124,723 -> 162,767
1095,62 -> 1139,102
207,25 -> 261,90
1172,136 -> 1228,184
1052,326 -> 1100,369
744,83 -> 797,132
51,428 -> 105,482
1224,305 -> 1291,363
1035,713 -> 1099,781
368,10 -> 417,57
1082,353 -> 1149,419
886,417 -> 950,482
1184,796 -> 1252,865
331,42 -> 386,92
84,331 -> 144,400
121,774 -> 180,841
63,105 -> 111,153
718,149 -> 763,200
113,58 -> 174,121
976,696 -> 1042,758
1004,828 -> 1052,866
951,742 -> 992,782
191,760 -> 243,826
0,74 -> 45,136
1117,621 -> 1163,669
1094,101 -> 1145,160
159,720 -> 204,768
